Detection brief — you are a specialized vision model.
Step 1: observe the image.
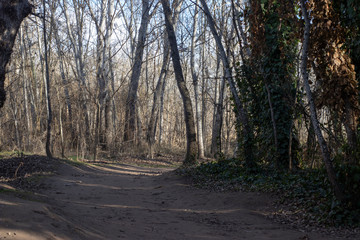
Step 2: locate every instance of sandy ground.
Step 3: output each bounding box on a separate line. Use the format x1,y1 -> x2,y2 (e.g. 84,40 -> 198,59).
0,160 -> 357,240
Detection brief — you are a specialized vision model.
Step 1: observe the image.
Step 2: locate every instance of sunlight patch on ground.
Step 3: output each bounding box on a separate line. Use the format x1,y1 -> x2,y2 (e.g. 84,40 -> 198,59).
0,183 -> 16,191
0,199 -> 18,206
76,182 -> 156,191
87,164 -> 171,176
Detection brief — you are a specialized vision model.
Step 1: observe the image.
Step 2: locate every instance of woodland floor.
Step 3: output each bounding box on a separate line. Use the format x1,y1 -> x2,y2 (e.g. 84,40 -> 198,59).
0,155 -> 359,240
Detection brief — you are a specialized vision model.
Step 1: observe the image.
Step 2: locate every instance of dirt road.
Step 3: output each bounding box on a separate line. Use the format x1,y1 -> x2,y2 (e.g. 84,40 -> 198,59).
0,161 -> 354,239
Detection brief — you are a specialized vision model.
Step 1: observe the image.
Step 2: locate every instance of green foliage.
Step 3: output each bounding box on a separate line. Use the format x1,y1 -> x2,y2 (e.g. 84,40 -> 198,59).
181,159 -> 360,227
237,0 -> 299,169
336,164 -> 360,209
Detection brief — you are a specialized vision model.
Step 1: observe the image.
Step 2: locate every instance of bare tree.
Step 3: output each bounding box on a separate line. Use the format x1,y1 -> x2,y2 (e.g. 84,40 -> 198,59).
210,1 -> 229,156
42,0 -> 53,158
61,0 -> 91,156
86,0 -> 116,159
147,0 -> 182,159
300,0 -> 343,201
124,0 -> 151,143
161,0 -> 198,165
199,0 -> 254,164
190,0 -> 205,158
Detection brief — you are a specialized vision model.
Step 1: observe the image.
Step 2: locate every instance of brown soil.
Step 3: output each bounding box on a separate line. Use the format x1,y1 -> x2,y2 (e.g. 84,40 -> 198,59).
0,156 -> 358,239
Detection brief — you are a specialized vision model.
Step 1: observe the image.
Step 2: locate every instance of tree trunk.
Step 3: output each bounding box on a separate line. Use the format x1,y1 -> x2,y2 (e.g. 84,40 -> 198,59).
147,41 -> 170,158
190,0 -> 204,159
147,0 -> 183,159
344,100 -> 358,165
199,0 -> 254,165
161,0 -> 198,165
265,83 -> 278,158
300,0 -> 343,201
52,6 -> 73,146
0,0 -> 32,109
211,74 -> 226,156
211,50 -> 222,155
62,0 -> 91,151
124,0 -> 150,143
158,76 -> 167,144
19,27 -> 31,149
42,0 -> 52,158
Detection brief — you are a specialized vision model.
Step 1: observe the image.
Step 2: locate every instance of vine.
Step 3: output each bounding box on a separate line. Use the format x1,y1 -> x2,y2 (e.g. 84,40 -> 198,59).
238,0 -> 299,169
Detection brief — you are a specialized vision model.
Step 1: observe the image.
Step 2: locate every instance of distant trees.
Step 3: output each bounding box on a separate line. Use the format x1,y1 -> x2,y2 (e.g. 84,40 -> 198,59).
0,0 -> 359,190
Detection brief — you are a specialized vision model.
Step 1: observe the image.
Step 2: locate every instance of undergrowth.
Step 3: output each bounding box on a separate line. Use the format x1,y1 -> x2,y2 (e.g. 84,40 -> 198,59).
178,158 -> 360,227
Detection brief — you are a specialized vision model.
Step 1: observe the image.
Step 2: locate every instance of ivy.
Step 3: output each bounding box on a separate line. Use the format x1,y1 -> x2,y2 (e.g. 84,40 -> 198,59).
180,160 -> 360,227
236,0 -> 299,169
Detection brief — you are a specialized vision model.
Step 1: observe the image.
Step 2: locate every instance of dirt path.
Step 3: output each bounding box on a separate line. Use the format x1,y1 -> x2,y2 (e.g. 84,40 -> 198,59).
0,161 -> 354,239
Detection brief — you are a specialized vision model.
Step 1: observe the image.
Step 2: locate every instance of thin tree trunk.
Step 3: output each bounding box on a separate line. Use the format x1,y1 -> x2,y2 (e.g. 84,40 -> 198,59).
190,0 -> 204,158
158,76 -> 167,144
56,87 -> 65,158
42,0 -> 52,158
91,0 -> 108,160
52,7 -> 73,146
265,83 -> 278,157
147,43 -> 170,158
19,27 -> 31,149
9,91 -> 21,149
93,102 -> 100,160
211,74 -> 226,156
147,0 -> 183,158
24,25 -> 37,130
211,52 -> 222,155
300,0 -> 343,201
344,100 -> 358,165
62,0 -> 91,150
124,0 -> 151,143
161,0 -> 198,165
199,0 -> 254,165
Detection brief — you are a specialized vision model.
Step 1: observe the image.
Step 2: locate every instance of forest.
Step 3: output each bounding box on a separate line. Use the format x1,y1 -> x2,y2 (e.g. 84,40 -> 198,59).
0,0 -> 360,239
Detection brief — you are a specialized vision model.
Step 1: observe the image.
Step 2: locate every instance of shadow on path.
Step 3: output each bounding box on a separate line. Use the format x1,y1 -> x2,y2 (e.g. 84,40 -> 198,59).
0,160 -> 351,240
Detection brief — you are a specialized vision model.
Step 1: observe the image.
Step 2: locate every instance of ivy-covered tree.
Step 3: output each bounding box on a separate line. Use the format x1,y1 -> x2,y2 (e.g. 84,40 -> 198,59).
333,0 -> 360,87
308,0 -> 359,165
239,0 -> 299,169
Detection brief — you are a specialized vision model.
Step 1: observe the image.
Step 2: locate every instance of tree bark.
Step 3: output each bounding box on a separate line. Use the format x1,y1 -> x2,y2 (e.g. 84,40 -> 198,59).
190,0 -> 204,159
199,0 -> 254,165
161,0 -> 198,165
211,73 -> 226,156
42,0 -> 52,158
344,100 -> 358,165
147,0 -> 183,159
265,83 -> 278,158
300,0 -> 344,201
62,0 -> 91,151
124,0 -> 151,143
19,26 -> 31,149
147,40 -> 170,158
0,0 -> 32,109
52,6 -> 73,147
